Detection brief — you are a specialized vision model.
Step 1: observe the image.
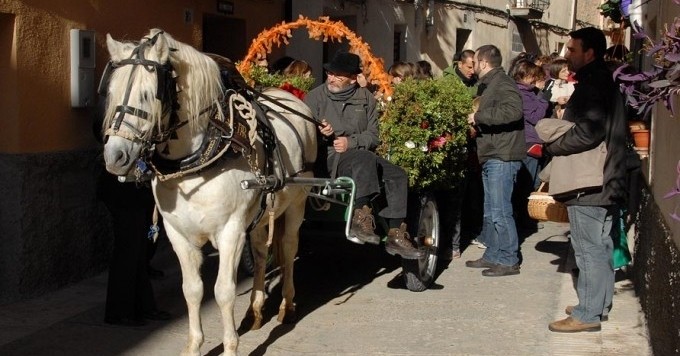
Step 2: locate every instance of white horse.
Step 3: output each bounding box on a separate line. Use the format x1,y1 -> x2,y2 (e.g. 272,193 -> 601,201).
101,29 -> 316,355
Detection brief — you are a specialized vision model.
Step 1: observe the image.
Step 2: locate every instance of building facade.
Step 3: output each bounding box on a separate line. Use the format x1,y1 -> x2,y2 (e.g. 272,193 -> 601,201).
2,1 -> 679,351
0,0 -> 288,304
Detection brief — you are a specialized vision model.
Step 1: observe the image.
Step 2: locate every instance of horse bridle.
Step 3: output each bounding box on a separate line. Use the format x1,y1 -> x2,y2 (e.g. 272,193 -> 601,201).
100,31 -> 183,147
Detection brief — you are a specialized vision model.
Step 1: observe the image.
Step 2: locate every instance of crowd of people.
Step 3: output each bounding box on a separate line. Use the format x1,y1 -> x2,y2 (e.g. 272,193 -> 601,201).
299,26 -> 624,334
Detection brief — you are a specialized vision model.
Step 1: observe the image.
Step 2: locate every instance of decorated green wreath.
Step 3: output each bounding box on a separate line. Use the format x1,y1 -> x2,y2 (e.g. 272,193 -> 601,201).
246,64 -> 316,93
378,76 -> 473,191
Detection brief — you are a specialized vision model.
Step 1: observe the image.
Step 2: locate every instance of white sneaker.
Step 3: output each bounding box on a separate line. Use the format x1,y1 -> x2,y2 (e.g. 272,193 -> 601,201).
471,239 -> 487,249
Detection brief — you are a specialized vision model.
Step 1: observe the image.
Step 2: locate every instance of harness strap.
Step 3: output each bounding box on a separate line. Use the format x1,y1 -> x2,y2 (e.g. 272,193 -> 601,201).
115,105 -> 150,120
263,108 -> 311,175
104,127 -> 143,143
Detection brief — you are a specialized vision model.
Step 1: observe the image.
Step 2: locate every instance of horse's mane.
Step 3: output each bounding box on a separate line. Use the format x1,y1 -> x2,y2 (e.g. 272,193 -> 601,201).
162,30 -> 224,124
103,29 -> 224,139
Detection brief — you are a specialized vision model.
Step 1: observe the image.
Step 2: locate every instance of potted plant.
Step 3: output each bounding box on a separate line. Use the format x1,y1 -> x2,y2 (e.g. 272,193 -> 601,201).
377,76 -> 472,191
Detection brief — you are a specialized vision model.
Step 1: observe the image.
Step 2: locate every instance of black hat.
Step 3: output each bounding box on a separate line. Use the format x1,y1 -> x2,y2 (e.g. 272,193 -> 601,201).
323,51 -> 362,75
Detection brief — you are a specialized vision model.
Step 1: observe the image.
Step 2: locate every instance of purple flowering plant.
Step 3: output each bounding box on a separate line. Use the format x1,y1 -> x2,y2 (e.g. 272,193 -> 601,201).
613,1 -> 680,120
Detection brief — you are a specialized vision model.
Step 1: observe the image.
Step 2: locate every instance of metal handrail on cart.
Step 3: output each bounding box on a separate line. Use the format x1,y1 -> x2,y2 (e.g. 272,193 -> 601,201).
240,176 -> 359,243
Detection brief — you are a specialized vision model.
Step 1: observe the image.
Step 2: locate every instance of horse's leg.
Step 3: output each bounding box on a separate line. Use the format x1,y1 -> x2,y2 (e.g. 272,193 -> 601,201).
248,225 -> 270,330
165,225 -> 205,356
214,226 -> 245,356
277,199 -> 305,324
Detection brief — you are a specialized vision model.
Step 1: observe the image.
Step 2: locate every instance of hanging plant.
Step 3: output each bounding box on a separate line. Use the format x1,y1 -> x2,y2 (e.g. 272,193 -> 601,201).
237,15 -> 392,98
614,10 -> 680,119
599,0 -> 631,26
378,76 -> 473,191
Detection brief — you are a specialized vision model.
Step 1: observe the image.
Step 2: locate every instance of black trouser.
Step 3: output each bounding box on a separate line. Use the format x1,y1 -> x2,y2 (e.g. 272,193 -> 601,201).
328,149 -> 408,219
99,173 -> 157,320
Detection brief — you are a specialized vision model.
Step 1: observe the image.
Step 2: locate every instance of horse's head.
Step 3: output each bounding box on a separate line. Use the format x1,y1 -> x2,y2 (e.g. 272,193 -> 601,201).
100,29 -> 178,177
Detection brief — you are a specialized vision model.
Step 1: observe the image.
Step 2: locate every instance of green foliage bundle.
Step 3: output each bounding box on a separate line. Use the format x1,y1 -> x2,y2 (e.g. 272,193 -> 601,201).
378,76 -> 473,191
247,64 -> 315,92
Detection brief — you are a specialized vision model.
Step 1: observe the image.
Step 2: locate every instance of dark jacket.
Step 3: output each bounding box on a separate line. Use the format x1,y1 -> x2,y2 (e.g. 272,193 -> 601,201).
473,67 -> 525,163
543,59 -> 627,206
304,84 -> 379,156
517,82 -> 549,147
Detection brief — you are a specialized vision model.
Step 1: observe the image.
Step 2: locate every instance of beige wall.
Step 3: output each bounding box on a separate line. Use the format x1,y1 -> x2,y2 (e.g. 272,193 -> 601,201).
643,0 -> 680,249
0,0 -> 285,154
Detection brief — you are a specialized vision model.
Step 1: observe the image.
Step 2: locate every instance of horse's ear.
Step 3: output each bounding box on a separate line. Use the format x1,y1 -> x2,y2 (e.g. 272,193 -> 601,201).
151,32 -> 170,64
106,33 -> 126,62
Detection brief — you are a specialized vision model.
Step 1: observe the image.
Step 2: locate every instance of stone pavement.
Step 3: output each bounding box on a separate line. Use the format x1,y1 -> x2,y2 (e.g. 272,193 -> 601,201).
0,221 -> 651,355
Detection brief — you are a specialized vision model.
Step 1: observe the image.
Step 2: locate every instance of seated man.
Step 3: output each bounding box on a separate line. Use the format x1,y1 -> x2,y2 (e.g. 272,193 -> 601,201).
304,51 -> 423,259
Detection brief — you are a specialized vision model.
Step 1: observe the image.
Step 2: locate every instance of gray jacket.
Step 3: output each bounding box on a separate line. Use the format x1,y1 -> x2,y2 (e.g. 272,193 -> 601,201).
536,119 -> 606,197
304,84 -> 379,157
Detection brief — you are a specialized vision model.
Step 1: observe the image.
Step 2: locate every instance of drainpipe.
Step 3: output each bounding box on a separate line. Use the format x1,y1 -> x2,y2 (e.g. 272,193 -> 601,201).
559,0 -> 577,56
569,0 -> 577,30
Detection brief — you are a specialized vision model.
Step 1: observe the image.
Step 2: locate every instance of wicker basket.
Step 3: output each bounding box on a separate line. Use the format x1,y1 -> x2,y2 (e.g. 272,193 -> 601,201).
527,183 -> 569,223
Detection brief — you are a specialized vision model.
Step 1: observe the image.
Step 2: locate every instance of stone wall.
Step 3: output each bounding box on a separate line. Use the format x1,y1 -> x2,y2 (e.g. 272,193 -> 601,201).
0,149 -> 112,304
633,186 -> 680,355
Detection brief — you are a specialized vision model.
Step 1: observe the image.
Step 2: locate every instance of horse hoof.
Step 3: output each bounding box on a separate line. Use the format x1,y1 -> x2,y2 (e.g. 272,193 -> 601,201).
277,307 -> 297,324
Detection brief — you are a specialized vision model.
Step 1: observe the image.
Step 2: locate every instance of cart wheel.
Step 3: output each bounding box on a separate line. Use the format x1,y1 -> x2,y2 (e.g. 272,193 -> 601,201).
239,237 -> 257,275
239,237 -> 274,276
402,192 -> 440,292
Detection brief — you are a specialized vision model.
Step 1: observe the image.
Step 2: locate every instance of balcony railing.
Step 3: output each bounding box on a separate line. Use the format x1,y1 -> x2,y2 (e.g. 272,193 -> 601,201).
510,0 -> 550,19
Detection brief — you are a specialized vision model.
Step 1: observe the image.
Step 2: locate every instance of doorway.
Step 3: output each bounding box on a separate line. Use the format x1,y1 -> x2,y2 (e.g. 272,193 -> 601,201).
203,13 -> 247,62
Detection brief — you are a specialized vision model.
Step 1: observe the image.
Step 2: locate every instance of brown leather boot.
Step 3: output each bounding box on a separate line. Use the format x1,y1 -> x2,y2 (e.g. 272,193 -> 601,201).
548,316 -> 601,332
385,223 -> 425,259
565,305 -> 609,322
349,206 -> 380,245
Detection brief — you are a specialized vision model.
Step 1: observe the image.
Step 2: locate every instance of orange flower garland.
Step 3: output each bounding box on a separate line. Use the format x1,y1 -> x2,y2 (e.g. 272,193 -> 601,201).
238,16 -> 393,98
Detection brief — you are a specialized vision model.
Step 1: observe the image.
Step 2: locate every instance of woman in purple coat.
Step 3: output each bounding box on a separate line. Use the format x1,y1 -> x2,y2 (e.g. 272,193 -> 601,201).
512,60 -> 550,229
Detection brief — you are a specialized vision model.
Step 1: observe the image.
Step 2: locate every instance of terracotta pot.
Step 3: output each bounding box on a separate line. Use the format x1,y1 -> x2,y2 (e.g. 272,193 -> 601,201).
632,129 -> 650,149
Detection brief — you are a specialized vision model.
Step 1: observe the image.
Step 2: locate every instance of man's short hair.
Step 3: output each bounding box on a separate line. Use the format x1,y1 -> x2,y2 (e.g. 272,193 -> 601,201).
476,45 -> 502,68
458,49 -> 475,63
453,49 -> 475,63
569,27 -> 606,59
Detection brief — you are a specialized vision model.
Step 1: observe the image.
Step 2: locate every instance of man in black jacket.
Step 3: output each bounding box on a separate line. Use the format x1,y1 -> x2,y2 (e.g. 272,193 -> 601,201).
464,45 -> 525,277
545,27 -> 628,333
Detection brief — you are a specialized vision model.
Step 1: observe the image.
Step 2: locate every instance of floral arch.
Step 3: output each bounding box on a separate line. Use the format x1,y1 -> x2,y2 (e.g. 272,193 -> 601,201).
237,16 -> 393,98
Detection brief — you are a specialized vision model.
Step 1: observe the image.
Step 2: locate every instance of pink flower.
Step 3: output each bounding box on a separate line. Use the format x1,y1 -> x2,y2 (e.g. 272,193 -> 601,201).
427,135 -> 448,151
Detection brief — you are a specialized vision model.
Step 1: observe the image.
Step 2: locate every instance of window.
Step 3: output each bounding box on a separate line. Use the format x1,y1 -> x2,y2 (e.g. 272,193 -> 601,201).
512,28 -> 524,53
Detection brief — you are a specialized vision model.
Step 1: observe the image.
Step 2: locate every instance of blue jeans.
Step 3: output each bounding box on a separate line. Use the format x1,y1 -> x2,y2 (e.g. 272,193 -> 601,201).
522,156 -> 542,190
479,159 -> 521,266
567,205 -> 616,323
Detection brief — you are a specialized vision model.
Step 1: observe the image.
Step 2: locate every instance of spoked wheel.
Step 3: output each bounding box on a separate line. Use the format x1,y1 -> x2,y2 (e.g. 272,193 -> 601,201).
402,191 -> 440,292
239,237 -> 257,275
239,237 -> 275,276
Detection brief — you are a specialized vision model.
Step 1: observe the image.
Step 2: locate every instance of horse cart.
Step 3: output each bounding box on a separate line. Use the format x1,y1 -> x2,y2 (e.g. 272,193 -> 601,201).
99,27 -> 457,356
240,175 -> 442,292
